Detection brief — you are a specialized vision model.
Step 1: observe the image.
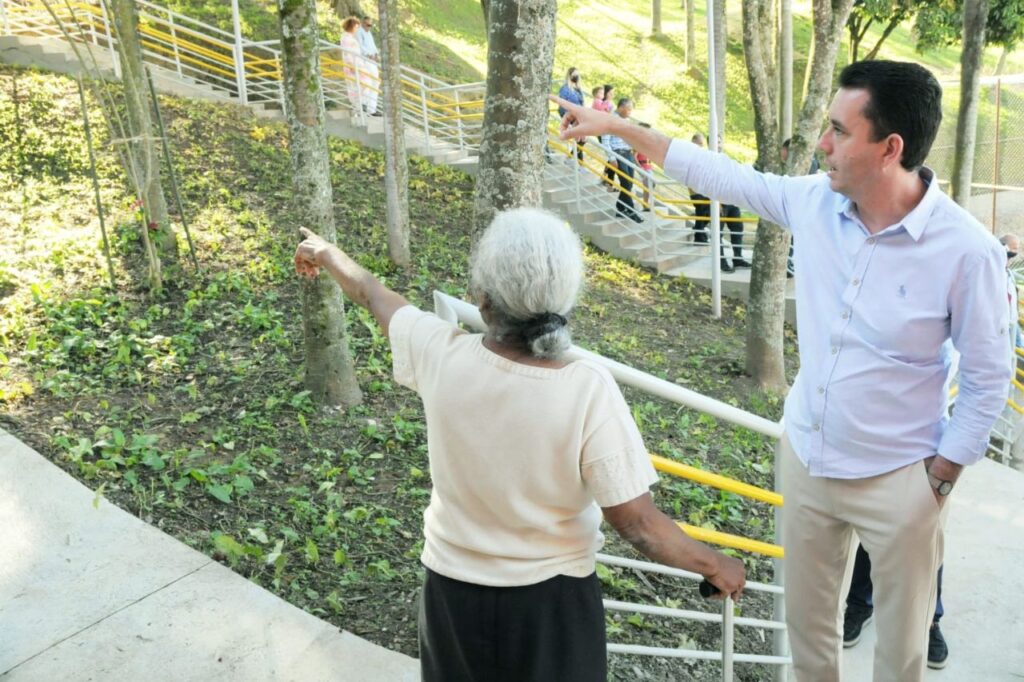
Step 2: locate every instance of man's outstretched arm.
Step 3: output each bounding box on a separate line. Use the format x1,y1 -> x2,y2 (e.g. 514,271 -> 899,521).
551,95 -> 672,167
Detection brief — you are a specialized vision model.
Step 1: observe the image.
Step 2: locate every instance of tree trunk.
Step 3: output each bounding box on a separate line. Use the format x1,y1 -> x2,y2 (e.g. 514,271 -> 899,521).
952,0 -> 989,207
995,45 -> 1008,75
712,0 -> 727,140
111,0 -> 177,277
686,0 -> 696,65
652,0 -> 662,35
279,0 -> 363,408
862,14 -> 903,61
848,14 -> 872,62
951,0 -> 988,207
332,0 -> 363,18
378,0 -> 409,266
472,0 -> 557,234
779,0 -> 793,139
742,0 -> 853,390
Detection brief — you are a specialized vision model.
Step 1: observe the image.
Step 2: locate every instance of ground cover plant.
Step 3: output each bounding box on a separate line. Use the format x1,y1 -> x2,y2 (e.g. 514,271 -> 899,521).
0,65 -> 799,680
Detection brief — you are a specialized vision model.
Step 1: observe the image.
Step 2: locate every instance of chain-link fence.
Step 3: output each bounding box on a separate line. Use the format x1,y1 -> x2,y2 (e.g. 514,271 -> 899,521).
928,74 -> 1024,235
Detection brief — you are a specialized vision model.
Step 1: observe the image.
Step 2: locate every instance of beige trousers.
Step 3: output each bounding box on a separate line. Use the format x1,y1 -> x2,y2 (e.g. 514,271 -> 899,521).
780,435 -> 947,682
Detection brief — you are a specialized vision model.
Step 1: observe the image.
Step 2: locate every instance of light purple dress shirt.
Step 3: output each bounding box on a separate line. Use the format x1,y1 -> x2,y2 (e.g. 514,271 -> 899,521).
664,139 -> 1011,478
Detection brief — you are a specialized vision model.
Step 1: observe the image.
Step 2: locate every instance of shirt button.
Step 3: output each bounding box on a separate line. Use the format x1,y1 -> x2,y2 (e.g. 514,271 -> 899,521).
852,278 -> 860,286
867,237 -> 876,245
818,386 -> 825,394
813,423 -> 821,431
841,311 -> 849,320
831,346 -> 838,354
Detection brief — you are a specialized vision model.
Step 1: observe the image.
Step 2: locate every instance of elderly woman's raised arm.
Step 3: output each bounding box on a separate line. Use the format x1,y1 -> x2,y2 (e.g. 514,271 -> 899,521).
294,227 -> 409,337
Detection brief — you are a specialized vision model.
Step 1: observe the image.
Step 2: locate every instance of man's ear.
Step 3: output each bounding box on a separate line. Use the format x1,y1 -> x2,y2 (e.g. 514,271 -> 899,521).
882,133 -> 905,169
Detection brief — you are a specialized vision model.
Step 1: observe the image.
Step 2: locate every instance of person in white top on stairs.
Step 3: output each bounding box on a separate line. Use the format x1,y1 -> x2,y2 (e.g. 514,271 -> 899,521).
355,15 -> 380,116
293,207 -> 745,682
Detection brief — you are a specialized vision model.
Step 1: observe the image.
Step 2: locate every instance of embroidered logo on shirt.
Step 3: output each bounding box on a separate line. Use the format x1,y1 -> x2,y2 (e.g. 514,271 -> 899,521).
897,285 -> 907,298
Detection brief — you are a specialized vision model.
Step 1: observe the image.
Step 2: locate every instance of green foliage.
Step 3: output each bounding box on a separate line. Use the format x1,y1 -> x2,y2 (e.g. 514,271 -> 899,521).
915,0 -> 1024,51
0,70 -> 111,185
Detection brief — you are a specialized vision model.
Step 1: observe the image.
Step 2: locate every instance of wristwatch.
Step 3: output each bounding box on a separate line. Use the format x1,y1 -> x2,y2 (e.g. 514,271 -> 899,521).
926,469 -> 954,496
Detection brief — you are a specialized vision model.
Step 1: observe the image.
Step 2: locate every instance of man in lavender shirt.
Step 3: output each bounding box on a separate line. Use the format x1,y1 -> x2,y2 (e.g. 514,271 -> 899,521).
554,60 -> 1010,681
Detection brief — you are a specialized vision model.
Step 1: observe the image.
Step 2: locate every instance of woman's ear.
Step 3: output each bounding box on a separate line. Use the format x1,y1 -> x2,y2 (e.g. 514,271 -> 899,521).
476,292 -> 494,324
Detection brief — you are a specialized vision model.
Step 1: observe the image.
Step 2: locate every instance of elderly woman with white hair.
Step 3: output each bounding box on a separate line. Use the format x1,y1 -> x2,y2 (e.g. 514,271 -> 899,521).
294,208 -> 745,682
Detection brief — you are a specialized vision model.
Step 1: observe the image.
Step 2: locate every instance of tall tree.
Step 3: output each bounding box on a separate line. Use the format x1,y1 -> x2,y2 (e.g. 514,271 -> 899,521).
951,0 -> 990,206
332,0 -> 363,19
779,0 -> 793,139
472,0 -> 557,233
847,0 -> 924,62
111,0 -> 177,286
377,0 -> 410,265
278,0 -> 363,407
653,0 -> 663,35
741,0 -> 854,389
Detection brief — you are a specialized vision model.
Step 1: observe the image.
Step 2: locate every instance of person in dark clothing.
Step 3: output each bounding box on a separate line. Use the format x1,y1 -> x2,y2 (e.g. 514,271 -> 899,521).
605,98 -> 643,223
844,545 -> 948,669
557,67 -> 586,166
690,133 -> 750,272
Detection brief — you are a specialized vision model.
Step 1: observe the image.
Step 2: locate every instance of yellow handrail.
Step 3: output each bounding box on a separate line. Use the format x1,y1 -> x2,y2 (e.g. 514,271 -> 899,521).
650,454 -> 783,507
678,523 -> 784,558
648,453 -> 783,558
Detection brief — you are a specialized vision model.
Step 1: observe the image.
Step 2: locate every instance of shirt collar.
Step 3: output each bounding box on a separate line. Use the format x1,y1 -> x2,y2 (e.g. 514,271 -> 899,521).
837,167 -> 940,242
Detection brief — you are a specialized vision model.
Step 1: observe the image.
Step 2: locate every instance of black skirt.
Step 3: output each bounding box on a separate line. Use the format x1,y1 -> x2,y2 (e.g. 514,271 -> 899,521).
418,567 -> 607,682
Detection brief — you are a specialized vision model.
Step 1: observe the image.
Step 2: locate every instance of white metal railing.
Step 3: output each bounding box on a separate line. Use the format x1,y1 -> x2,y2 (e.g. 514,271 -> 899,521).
433,290 -> 790,680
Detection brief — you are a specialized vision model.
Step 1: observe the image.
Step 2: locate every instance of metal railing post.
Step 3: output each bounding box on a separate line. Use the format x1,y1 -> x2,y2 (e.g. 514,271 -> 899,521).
773,438 -> 790,682
650,173 -> 660,266
168,9 -> 182,76
418,74 -> 431,154
992,77 -> 1002,232
99,0 -> 119,78
275,51 -> 285,109
353,51 -> 365,125
88,0 -> 99,45
722,596 -> 735,681
706,0 -> 722,319
230,0 -> 247,104
454,87 -> 465,152
574,141 -> 582,213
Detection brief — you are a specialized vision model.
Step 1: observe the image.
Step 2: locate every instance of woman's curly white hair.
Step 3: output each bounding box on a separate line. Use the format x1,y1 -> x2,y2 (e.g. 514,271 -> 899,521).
470,208 -> 584,359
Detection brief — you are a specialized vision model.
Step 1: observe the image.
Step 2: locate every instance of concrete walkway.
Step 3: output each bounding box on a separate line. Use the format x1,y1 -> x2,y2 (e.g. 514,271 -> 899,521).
0,429 -> 418,682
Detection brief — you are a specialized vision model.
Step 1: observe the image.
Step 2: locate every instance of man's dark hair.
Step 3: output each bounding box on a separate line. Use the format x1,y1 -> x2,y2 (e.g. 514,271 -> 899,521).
616,97 -> 632,109
837,60 -> 942,171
